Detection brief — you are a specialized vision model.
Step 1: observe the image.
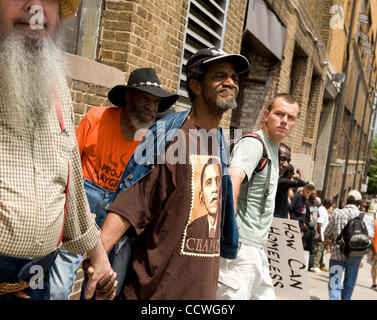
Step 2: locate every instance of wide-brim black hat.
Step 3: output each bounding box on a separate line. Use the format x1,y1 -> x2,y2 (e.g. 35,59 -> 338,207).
108,68 -> 179,113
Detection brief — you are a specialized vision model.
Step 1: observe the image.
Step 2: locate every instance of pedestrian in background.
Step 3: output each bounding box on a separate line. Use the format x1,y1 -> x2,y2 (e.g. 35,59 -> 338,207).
325,190 -> 375,300
367,212 -> 377,290
274,147 -> 306,219
312,198 -> 333,272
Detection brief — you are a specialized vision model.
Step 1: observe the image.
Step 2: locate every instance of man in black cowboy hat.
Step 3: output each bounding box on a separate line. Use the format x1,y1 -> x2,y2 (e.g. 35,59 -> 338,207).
49,67 -> 178,299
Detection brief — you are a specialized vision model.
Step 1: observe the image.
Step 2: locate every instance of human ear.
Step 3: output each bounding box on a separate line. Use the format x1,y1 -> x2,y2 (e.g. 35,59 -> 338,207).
190,79 -> 202,96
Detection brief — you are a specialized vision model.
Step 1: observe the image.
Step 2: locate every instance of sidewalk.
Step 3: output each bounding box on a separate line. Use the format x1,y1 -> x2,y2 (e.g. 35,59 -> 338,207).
307,252 -> 377,300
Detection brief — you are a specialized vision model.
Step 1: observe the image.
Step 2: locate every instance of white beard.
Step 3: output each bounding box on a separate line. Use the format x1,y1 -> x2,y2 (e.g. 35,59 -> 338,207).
129,106 -> 156,130
0,26 -> 67,135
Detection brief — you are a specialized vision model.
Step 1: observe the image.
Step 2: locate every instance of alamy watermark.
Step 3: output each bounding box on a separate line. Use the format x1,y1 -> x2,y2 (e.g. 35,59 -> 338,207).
132,125 -> 245,167
330,5 -> 345,30
29,5 -> 45,30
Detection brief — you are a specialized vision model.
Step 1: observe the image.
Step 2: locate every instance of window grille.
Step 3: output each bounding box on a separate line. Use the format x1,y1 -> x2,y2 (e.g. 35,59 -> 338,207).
177,0 -> 230,109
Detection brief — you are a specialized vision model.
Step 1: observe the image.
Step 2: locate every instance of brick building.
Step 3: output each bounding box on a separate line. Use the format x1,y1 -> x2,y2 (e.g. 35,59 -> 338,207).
320,0 -> 377,203
61,0 -> 377,298
228,0 -> 377,203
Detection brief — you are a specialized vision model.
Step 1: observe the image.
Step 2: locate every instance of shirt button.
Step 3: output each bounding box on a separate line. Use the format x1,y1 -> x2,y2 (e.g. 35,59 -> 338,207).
127,174 -> 134,180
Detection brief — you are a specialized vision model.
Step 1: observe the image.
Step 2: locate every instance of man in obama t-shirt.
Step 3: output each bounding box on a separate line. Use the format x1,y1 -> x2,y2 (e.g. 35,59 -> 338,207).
93,48 -> 249,299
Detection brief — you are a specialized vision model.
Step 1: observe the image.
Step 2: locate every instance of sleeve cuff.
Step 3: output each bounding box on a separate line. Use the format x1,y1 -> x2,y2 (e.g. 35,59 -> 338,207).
62,222 -> 100,254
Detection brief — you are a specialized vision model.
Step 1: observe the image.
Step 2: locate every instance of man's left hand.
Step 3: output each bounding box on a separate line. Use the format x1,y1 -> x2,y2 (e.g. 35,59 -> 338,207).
83,241 -> 117,300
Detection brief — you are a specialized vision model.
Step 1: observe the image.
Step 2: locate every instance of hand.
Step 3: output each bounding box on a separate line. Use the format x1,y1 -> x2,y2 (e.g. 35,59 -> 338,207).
324,239 -> 331,251
83,241 -> 117,300
296,169 -> 304,180
82,259 -> 117,300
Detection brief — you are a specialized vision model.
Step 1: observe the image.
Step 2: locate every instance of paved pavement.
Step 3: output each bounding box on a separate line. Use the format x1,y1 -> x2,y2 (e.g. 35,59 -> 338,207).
307,211 -> 377,300
307,252 -> 377,300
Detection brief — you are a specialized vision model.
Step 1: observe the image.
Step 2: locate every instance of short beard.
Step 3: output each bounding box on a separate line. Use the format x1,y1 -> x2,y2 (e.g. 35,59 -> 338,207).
205,93 -> 238,116
128,106 -> 156,130
213,97 -> 238,114
0,23 -> 66,135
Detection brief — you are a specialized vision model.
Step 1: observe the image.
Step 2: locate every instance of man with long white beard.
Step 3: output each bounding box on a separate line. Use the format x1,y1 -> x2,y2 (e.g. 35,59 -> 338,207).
0,0 -> 116,300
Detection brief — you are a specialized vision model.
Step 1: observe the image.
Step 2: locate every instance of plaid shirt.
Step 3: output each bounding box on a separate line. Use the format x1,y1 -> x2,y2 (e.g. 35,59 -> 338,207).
324,204 -> 373,260
0,81 -> 100,259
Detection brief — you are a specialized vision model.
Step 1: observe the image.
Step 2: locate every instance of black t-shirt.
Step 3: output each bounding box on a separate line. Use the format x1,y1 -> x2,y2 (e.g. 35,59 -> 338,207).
274,178 -> 305,218
289,191 -> 307,231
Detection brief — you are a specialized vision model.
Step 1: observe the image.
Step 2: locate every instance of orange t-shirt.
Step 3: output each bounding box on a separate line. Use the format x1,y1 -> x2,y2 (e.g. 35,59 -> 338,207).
76,106 -> 140,191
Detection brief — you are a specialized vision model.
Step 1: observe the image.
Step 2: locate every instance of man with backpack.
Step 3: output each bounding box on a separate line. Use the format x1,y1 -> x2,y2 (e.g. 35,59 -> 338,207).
324,189 -> 375,300
216,93 -> 300,300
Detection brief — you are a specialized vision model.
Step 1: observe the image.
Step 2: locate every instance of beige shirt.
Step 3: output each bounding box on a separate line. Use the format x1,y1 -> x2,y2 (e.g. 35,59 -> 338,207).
0,82 -> 100,259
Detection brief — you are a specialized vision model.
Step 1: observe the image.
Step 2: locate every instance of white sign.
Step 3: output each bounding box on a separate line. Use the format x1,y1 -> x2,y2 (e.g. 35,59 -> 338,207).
264,218 -> 310,300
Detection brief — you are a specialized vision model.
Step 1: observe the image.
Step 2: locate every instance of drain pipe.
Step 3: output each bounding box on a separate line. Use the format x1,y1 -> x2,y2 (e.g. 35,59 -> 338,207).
353,66 -> 377,188
340,74 -> 361,200
322,0 -> 358,201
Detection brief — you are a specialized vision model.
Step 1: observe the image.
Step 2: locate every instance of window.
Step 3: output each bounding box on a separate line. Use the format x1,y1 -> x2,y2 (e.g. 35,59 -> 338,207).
61,0 -> 103,60
178,0 -> 230,108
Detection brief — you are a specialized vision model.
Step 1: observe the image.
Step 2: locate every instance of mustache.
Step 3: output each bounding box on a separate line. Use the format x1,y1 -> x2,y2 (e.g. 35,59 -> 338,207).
14,14 -> 48,28
209,196 -> 218,204
137,107 -> 156,117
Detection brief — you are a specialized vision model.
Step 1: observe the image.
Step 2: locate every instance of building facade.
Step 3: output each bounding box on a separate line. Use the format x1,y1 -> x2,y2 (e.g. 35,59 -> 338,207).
321,0 -> 377,203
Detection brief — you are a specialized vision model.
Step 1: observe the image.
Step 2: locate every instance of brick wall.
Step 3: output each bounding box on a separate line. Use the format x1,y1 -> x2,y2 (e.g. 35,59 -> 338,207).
233,52 -> 279,133
220,0 -> 249,128
231,0 -> 330,180
98,0 -> 187,94
96,0 -> 248,129
69,79 -> 112,127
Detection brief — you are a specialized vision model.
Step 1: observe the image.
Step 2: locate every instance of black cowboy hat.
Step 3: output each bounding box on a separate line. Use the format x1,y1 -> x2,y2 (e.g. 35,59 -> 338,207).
108,68 -> 179,113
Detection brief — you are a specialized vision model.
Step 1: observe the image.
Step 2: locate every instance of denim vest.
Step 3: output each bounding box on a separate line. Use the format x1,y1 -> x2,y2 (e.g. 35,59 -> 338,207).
111,110 -> 239,259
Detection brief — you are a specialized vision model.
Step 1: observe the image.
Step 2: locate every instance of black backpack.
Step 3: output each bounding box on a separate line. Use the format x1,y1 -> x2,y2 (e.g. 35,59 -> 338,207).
336,212 -> 370,257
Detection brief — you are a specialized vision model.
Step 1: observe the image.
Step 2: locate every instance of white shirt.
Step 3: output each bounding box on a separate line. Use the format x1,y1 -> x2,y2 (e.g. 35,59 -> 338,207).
317,205 -> 329,241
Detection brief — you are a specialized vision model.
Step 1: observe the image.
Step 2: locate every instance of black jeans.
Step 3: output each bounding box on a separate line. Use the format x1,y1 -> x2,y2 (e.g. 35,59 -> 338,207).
0,250 -> 57,300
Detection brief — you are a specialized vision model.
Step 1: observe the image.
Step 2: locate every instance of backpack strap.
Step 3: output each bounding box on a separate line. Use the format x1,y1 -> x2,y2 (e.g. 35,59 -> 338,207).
239,133 -> 271,214
240,133 -> 269,172
336,210 -> 365,244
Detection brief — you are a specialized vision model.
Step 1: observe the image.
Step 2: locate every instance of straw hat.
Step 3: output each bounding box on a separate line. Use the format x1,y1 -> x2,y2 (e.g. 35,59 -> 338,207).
59,0 -> 82,19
